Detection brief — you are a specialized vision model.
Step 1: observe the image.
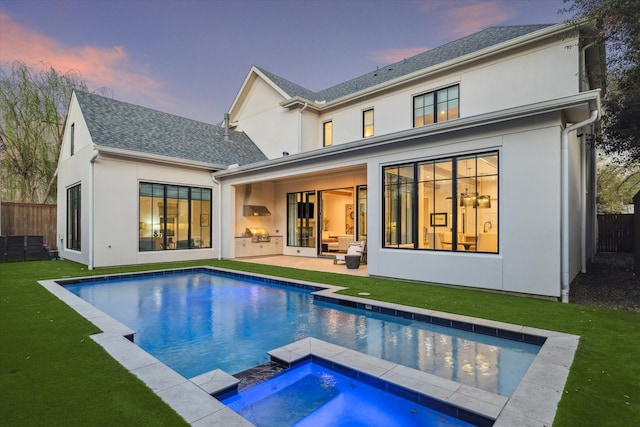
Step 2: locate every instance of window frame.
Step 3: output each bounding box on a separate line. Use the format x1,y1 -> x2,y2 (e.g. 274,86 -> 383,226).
66,184 -> 81,250
287,191 -> 316,248
138,182 -> 212,252
413,84 -> 459,128
382,151 -> 498,253
323,120 -> 333,147
363,108 -> 374,138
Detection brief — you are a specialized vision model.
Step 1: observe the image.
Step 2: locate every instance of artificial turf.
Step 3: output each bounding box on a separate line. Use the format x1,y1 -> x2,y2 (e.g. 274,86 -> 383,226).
0,259 -> 638,426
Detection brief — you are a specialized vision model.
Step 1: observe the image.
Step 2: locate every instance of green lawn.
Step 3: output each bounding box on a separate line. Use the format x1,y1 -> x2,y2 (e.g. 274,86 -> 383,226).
1,259 -> 638,426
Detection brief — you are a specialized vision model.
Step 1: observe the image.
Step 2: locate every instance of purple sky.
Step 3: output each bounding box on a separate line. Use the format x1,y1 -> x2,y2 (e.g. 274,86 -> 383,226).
1,0 -> 571,124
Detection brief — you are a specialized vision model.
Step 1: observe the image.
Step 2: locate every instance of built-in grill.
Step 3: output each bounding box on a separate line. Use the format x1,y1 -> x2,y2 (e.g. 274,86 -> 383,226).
245,227 -> 270,243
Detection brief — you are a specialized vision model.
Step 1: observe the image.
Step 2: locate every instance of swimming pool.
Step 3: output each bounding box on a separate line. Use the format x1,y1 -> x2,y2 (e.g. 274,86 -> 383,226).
42,267 -> 580,426
220,359 -> 477,427
63,268 -> 539,397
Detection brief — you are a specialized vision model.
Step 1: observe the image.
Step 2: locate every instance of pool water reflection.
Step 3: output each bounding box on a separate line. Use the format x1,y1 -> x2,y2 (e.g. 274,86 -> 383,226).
65,270 -> 538,396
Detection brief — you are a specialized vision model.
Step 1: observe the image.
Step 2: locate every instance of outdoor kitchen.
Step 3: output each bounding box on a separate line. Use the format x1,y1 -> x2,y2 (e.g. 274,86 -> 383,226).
235,183 -> 282,257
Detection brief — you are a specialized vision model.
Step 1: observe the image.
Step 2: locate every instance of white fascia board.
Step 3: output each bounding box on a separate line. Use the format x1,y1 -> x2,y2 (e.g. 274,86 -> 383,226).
280,22 -> 582,111
228,66 -> 290,117
214,89 -> 601,179
93,145 -> 227,171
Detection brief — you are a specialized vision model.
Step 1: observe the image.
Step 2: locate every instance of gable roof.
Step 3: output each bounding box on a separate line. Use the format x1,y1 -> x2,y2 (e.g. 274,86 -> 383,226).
256,24 -> 555,104
74,91 -> 267,167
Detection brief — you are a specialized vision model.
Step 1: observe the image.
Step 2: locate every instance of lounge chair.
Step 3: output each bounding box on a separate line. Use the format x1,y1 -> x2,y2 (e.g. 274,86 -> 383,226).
334,241 -> 364,265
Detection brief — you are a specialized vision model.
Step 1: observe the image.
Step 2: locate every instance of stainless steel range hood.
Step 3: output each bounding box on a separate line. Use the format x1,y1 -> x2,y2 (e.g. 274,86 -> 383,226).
243,183 -> 271,216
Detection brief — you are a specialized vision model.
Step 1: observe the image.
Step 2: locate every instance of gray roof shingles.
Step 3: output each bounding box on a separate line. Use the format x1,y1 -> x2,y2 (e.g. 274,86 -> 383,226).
74,91 -> 267,167
258,25 -> 554,102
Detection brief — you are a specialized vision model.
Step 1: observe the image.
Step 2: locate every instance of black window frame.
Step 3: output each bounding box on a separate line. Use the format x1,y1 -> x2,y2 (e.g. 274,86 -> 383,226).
138,182 -> 212,252
383,151 -> 498,253
413,84 -> 459,128
363,108 -> 374,138
67,184 -> 81,250
323,120 -> 333,147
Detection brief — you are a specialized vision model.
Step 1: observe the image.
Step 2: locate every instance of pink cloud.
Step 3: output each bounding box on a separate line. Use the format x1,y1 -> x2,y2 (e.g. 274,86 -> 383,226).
443,1 -> 515,37
0,12 -> 163,98
371,47 -> 432,65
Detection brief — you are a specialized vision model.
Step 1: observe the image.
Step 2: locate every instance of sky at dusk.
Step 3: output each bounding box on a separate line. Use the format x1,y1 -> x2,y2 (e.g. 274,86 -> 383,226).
1,0 -> 572,124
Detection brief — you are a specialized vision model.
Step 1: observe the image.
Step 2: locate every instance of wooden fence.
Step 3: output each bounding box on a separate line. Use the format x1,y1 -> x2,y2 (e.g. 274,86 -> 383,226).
597,214 -> 634,253
1,202 -> 57,249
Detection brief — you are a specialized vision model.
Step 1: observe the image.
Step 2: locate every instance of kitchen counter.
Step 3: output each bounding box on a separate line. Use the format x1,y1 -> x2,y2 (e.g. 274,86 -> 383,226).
235,236 -> 283,257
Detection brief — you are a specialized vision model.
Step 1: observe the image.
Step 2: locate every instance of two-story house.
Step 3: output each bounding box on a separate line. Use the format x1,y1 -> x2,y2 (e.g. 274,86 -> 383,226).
57,21 -> 604,300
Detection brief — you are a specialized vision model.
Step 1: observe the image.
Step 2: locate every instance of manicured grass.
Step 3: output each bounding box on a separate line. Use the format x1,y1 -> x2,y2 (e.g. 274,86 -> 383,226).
1,259 -> 638,426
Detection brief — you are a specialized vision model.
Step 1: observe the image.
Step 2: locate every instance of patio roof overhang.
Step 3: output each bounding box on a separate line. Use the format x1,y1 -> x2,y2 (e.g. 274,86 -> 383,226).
214,90 -> 601,180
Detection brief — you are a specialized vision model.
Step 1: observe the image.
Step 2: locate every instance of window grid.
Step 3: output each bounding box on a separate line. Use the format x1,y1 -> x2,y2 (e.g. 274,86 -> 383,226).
413,85 -> 459,128
139,183 -> 211,251
383,151 -> 498,253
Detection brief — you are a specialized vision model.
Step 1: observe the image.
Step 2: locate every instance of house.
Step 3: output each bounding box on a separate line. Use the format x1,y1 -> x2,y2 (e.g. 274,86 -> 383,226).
56,91 -> 267,268
57,21 -> 605,301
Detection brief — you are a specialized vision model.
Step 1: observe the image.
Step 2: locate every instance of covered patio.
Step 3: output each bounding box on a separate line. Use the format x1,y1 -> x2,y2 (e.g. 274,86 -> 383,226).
234,255 -> 368,276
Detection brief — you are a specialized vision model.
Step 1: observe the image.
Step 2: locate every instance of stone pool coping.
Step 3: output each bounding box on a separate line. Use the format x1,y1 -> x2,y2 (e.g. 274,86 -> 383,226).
39,266 -> 580,426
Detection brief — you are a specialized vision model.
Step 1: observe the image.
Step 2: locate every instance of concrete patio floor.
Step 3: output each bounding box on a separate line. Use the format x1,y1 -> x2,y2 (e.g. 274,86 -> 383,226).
233,255 -> 369,276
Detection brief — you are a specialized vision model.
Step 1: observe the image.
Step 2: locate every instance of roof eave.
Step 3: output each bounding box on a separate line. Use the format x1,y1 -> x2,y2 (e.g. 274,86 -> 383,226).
94,145 -> 228,171
228,66 -> 291,118
289,22 -> 584,112
214,89 -> 601,178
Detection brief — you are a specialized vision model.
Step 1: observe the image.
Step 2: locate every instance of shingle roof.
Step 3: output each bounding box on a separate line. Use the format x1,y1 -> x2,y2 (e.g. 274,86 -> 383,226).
259,24 -> 554,103
74,91 -> 267,167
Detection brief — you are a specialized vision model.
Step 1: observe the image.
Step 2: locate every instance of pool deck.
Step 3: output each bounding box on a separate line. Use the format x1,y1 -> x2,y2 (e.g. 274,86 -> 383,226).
39,267 -> 580,427
235,254 -> 369,276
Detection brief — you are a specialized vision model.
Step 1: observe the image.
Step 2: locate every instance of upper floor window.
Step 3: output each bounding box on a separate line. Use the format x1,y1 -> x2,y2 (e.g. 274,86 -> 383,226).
413,85 -> 459,127
70,123 -> 75,156
363,109 -> 374,138
323,121 -> 333,147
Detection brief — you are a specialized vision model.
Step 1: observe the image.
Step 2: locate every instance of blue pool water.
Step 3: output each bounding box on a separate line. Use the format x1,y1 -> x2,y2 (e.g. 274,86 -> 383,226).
221,360 -> 476,427
65,270 -> 539,396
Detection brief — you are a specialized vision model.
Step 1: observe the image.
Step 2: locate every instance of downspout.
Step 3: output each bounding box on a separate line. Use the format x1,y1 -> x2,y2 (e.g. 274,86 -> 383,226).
579,42 -> 595,274
298,102 -> 308,154
88,149 -> 99,270
561,110 -> 598,303
210,173 -> 222,260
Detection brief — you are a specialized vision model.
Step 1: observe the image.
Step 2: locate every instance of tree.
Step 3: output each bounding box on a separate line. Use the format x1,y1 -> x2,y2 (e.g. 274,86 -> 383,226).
596,157 -> 640,213
563,0 -> 640,163
0,61 -> 87,203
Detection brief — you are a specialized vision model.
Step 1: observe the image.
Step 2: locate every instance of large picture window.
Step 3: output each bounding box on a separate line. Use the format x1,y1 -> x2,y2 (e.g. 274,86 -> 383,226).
138,183 -> 211,251
383,152 -> 498,253
287,191 -> 316,248
413,85 -> 459,127
67,184 -> 81,250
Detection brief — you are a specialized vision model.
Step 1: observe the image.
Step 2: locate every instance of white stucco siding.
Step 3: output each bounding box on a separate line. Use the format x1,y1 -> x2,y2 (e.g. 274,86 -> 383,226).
500,119 -> 562,296
56,143 -> 93,265
233,78 -> 298,159
58,95 -> 93,163
91,157 -> 216,267
56,95 -> 97,264
368,115 -> 563,297
461,39 -> 580,117
310,37 -> 579,151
